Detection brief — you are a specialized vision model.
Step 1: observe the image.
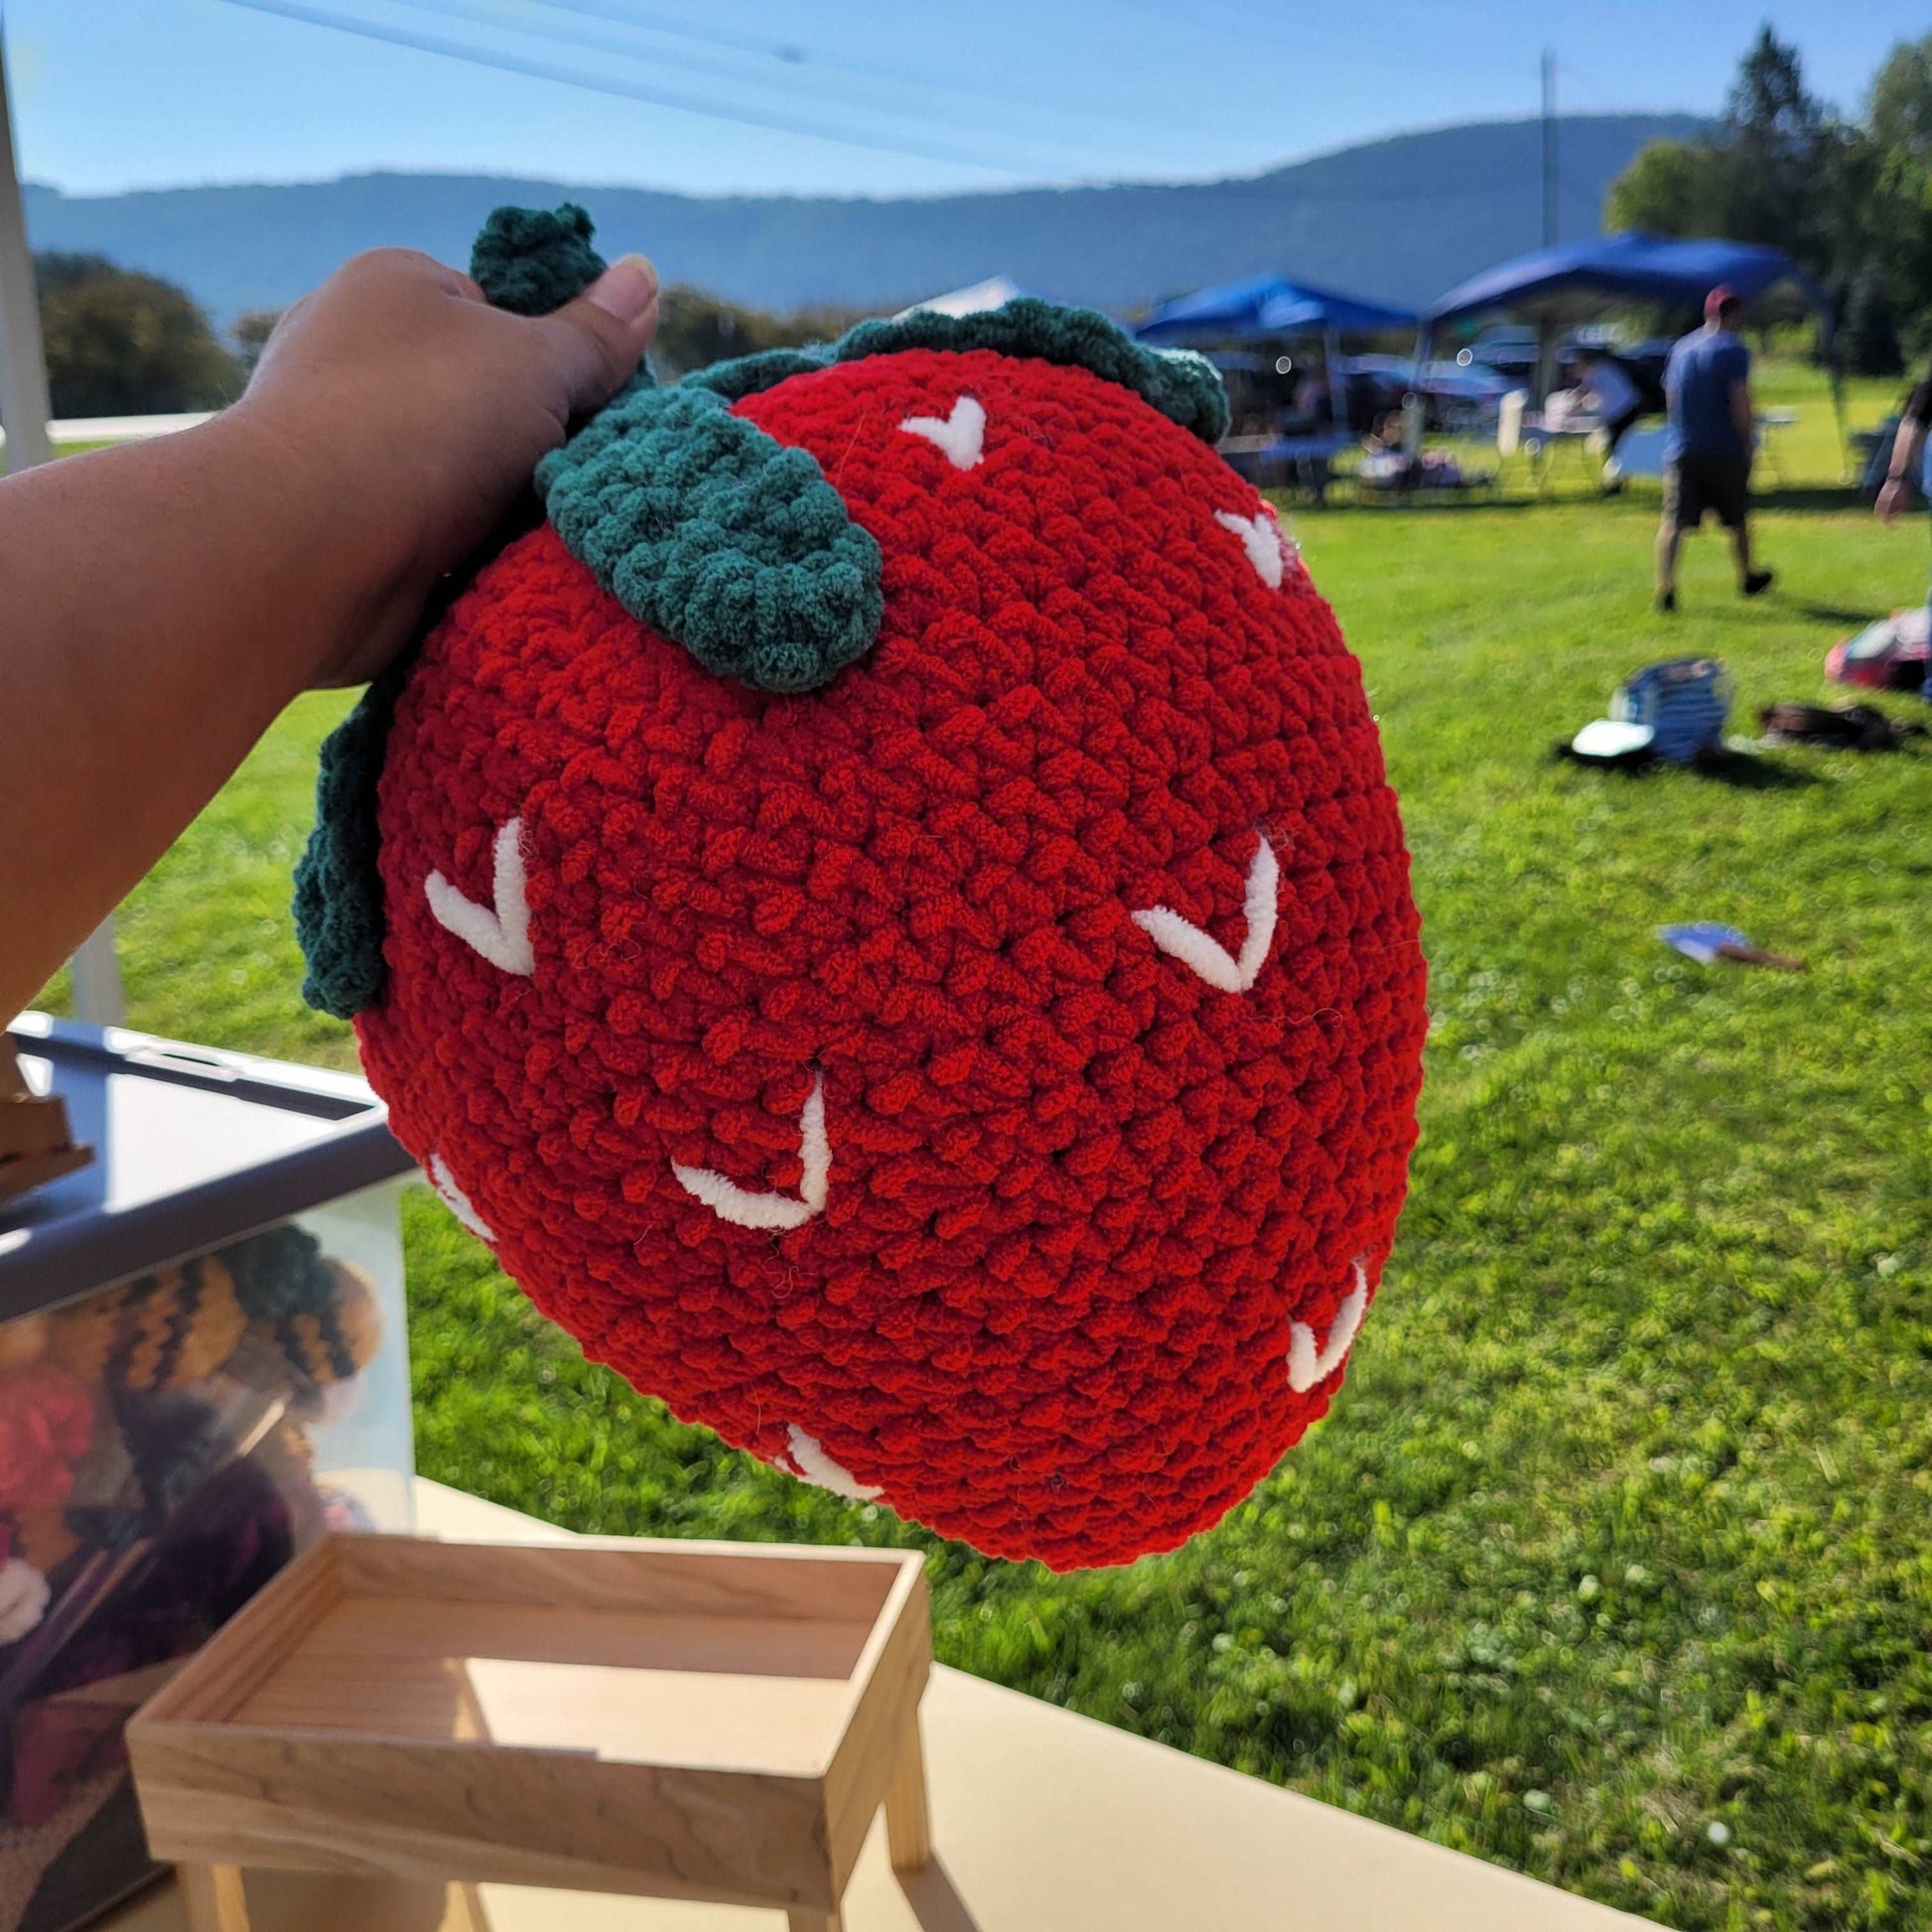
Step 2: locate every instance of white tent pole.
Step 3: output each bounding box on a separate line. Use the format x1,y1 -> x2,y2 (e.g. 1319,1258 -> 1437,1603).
0,29 -> 50,473
0,25 -> 125,1026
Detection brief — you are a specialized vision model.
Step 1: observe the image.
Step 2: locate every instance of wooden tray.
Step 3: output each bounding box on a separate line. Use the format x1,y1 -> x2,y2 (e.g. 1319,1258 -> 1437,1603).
0,1038 -> 90,1206
127,1532 -> 932,1931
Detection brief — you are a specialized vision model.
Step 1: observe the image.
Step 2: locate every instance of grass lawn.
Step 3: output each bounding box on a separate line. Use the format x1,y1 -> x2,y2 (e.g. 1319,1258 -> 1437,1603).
33,364 -> 1932,1930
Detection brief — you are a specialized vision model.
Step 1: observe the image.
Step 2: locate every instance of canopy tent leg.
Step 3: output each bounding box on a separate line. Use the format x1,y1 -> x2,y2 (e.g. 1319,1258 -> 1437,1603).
0,31 -> 51,476
0,30 -> 124,1025
1402,326 -> 1434,457
69,922 -> 127,1028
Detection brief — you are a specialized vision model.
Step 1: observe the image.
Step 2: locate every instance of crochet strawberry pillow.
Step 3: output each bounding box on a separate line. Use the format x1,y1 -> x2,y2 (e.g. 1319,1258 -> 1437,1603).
294,207 -> 1427,1569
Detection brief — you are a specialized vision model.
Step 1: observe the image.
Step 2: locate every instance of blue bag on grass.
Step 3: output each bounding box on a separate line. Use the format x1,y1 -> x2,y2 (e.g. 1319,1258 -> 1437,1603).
1611,657 -> 1729,762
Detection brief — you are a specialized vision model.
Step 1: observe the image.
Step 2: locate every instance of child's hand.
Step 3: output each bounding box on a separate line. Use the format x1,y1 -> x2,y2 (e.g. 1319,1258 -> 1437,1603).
231,246 -> 658,685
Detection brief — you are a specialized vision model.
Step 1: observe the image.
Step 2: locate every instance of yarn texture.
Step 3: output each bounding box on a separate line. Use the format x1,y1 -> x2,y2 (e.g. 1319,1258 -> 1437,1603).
683,300 -> 1229,447
48,1256 -> 247,1391
0,1365 -> 93,1515
469,203 -> 606,316
330,325 -> 1429,1568
293,649 -> 415,1018
535,381 -> 885,694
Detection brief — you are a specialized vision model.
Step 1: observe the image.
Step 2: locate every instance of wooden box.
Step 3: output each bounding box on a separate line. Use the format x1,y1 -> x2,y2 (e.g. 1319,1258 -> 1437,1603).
0,1035 -> 90,1204
126,1532 -> 932,1932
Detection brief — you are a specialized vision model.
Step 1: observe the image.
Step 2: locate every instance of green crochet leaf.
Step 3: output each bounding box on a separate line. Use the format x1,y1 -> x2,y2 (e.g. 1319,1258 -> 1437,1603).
535,382 -> 885,695
831,299 -> 1229,445
682,298 -> 1229,444
533,295 -> 1226,695
293,207 -> 1230,1016
293,201 -> 613,1022
292,647 -> 416,1020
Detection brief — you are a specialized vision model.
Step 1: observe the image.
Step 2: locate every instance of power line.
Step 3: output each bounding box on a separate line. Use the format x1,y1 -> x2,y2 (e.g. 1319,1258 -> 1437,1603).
214,0 -> 1075,175
386,0 -> 1134,156
529,1 -> 1147,127
210,3 -> 1646,215
513,0 -> 813,69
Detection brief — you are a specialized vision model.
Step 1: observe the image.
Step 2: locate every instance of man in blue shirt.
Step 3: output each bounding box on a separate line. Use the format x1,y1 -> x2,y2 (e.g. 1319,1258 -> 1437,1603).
1657,286 -> 1773,613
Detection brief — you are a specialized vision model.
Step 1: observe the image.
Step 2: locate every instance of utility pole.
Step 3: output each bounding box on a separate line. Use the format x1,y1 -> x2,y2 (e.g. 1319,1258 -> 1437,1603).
0,25 -> 125,1025
1541,49 -> 1558,249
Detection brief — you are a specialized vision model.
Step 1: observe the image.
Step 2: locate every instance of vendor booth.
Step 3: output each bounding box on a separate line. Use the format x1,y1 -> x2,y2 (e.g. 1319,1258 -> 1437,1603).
1417,231 -> 1840,479
1423,231 -> 1833,407
1135,274 -> 1416,491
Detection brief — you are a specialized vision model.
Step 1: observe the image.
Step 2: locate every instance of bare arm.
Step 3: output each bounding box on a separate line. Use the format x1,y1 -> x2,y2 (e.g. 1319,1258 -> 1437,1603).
1877,417 -> 1925,525
1730,378 -> 1754,458
0,247 -> 656,1020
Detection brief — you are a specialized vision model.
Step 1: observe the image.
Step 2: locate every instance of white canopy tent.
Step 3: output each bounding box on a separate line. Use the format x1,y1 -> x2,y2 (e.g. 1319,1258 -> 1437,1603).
895,275 -> 1036,320
0,32 -> 124,1023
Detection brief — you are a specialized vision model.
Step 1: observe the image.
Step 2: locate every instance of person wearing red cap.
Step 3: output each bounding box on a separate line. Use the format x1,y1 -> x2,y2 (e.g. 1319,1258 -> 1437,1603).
1656,285 -> 1774,613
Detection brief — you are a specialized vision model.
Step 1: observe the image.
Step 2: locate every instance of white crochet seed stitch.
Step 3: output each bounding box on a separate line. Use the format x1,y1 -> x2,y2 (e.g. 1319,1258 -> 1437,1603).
1132,832 -> 1279,994
426,817 -> 534,975
1214,507 -> 1293,590
429,1152 -> 495,1242
0,1559 -> 49,1644
786,1425 -> 882,1501
898,395 -> 986,471
1288,1261 -> 1369,1393
674,1072 -> 830,1231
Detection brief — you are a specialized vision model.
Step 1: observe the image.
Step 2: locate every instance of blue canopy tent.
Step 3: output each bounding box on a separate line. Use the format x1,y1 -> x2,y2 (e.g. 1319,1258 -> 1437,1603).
1419,232 -> 1840,452
1135,275 -> 1416,443
1137,274 -> 1416,345
1426,233 -> 1823,330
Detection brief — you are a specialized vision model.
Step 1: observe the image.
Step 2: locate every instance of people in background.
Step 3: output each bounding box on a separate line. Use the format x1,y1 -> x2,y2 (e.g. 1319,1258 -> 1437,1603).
1539,375 -> 1589,431
1874,351 -> 1932,701
1289,364 -> 1330,430
1656,286 -> 1773,614
1577,348 -> 1643,489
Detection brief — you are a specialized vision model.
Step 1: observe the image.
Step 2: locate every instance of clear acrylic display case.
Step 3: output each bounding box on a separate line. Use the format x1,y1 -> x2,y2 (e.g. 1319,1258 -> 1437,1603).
0,1015 -> 417,1932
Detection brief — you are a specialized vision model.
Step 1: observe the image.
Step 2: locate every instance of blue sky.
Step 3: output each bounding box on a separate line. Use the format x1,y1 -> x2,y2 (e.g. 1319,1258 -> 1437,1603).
6,1 -> 1926,201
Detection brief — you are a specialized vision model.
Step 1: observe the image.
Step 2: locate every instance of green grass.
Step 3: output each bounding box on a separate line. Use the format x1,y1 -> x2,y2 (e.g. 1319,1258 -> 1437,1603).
34,365 -> 1932,1929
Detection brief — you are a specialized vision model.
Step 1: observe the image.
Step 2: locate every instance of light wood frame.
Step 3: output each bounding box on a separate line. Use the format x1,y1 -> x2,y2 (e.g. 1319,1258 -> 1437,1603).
127,1532 -> 932,1932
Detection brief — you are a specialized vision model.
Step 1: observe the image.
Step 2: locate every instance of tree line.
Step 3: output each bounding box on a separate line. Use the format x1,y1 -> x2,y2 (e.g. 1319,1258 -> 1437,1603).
25,252 -> 863,421
1607,27 -> 1932,376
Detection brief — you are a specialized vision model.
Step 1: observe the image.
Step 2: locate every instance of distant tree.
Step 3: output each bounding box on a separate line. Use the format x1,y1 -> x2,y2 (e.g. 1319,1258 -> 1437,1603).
1725,27 -> 1825,147
1868,34 -> 1932,159
231,309 -> 283,374
1607,31 -> 1837,266
1707,29 -> 1836,273
1865,35 -> 1932,356
1841,263 -> 1905,375
650,285 -> 867,378
1603,29 -> 1914,355
35,253 -> 240,417
1604,139 -> 1718,235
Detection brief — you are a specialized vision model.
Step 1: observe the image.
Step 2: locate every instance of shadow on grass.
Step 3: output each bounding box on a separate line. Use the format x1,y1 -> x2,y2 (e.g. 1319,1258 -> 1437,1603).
1298,494 -> 1536,516
1751,484 -> 1865,513
1692,747 -> 1824,790
1552,747 -> 1823,790
1788,600 -> 1889,626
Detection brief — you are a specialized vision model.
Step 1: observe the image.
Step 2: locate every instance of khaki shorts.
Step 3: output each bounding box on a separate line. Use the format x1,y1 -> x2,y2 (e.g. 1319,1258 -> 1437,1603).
1663,454 -> 1750,531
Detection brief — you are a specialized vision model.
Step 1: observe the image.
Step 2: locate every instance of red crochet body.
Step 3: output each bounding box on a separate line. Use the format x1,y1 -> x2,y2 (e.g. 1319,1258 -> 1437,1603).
359,346 -> 1427,1568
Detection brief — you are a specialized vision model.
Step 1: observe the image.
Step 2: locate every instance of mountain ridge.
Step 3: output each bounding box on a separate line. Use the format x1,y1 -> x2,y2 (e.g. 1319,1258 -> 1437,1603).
22,112 -> 1704,324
